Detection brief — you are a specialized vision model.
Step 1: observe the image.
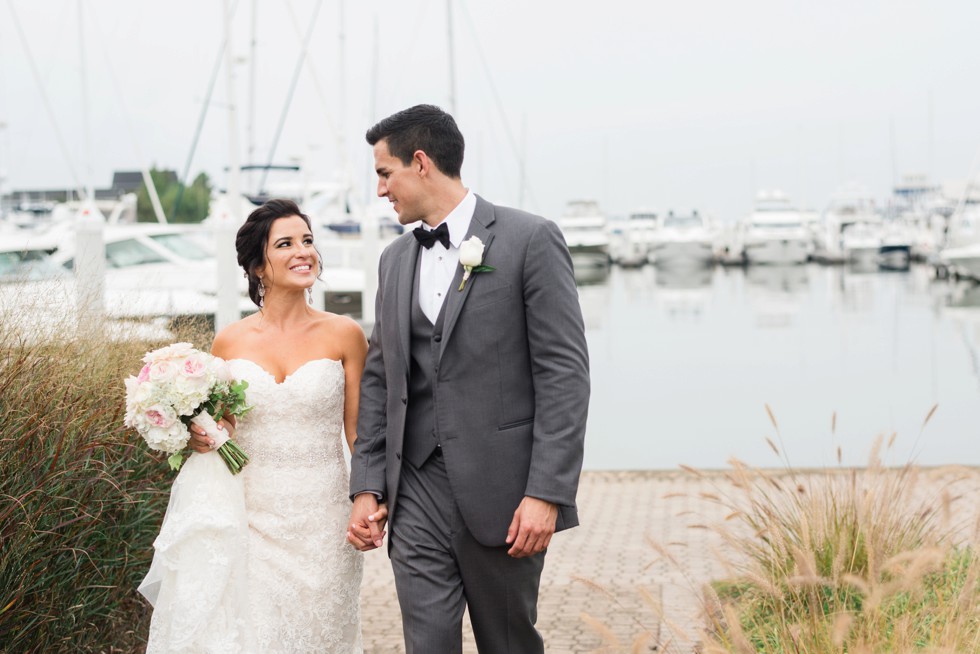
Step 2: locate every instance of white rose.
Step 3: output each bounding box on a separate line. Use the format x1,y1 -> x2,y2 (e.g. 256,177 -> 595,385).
175,372 -> 210,397
209,357 -> 236,384
144,342 -> 195,363
459,237 -> 485,267
133,381 -> 154,404
148,360 -> 177,383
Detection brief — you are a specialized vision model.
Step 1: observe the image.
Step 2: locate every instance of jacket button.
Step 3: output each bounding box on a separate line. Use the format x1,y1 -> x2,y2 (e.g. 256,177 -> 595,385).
401,396 -> 407,404
433,334 -> 442,342
396,452 -> 401,460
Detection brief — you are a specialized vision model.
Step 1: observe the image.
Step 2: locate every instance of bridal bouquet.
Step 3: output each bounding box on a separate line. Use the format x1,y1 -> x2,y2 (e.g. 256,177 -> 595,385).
124,342 -> 251,474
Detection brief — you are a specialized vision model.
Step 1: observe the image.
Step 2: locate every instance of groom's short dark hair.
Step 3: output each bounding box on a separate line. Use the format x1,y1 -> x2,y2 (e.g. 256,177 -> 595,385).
366,104 -> 464,179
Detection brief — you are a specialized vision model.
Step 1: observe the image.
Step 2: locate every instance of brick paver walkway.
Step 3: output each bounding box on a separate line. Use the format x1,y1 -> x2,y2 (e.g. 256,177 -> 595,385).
359,466 -> 980,653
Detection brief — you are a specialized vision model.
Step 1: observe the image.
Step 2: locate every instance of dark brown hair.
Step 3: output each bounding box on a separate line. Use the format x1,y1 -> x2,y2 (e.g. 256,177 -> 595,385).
236,198 -> 320,307
365,104 -> 465,178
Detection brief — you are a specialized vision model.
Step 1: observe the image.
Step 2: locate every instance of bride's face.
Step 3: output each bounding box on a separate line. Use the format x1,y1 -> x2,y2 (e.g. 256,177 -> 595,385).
258,215 -> 319,292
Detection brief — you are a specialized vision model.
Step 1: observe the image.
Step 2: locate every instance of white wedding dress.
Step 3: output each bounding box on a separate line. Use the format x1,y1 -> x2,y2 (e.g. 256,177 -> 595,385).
140,358 -> 363,653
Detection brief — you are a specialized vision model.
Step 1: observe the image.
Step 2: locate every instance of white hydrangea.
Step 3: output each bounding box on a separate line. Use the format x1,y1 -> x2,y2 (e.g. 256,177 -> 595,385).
124,344 -> 230,456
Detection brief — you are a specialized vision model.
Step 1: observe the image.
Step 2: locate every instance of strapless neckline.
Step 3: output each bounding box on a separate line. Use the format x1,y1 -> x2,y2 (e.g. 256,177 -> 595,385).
228,357 -> 342,386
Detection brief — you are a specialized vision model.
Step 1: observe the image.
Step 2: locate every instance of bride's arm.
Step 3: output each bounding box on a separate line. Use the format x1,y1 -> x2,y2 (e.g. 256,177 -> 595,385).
336,317 -> 369,455
189,325 -> 239,453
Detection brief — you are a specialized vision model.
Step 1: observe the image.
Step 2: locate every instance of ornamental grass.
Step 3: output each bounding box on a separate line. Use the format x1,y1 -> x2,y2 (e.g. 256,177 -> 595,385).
699,409 -> 980,653
0,297 -> 212,652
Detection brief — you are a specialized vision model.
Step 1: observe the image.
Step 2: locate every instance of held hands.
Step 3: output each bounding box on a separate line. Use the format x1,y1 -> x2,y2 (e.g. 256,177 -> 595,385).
347,493 -> 389,552
506,496 -> 558,558
189,415 -> 237,453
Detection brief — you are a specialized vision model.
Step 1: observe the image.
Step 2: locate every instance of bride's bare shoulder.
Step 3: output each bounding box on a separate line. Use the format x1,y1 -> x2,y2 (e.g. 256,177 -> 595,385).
212,314 -> 260,358
314,311 -> 363,336
312,312 -> 367,354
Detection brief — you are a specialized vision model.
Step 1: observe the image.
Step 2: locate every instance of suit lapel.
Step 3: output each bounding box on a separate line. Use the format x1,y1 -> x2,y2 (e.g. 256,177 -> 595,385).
439,196 -> 496,360
395,237 -> 419,370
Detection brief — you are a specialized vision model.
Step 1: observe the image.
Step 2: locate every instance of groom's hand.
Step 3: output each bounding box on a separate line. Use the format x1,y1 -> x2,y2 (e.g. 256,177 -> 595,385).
506,496 -> 558,558
347,493 -> 387,551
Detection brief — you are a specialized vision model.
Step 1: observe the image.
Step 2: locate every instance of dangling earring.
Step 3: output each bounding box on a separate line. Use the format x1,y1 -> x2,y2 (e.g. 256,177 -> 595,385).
307,287 -> 314,305
258,278 -> 266,307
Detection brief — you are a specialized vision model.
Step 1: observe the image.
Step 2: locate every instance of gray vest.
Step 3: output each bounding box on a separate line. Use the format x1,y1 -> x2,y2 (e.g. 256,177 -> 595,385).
403,255 -> 449,468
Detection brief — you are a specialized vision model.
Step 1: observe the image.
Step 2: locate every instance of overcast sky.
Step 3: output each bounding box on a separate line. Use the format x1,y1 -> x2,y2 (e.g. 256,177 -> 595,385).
1,0 -> 979,222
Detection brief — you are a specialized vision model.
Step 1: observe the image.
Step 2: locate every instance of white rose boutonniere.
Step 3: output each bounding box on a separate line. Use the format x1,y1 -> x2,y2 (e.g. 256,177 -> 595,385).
458,236 -> 495,291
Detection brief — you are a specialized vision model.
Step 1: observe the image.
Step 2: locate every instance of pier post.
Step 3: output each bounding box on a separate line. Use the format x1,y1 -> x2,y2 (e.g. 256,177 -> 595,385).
213,196 -> 242,331
74,200 -> 105,331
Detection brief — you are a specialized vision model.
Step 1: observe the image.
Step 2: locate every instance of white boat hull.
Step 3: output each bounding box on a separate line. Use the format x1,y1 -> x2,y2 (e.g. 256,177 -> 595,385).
846,245 -> 880,266
743,239 -> 810,265
941,244 -> 980,280
649,240 -> 714,267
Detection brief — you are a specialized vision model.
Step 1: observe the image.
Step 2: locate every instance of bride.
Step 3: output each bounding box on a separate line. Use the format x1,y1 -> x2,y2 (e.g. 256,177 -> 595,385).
140,199 -> 383,652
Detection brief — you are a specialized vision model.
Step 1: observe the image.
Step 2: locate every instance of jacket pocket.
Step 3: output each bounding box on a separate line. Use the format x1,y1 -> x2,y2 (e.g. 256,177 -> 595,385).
497,417 -> 534,432
467,282 -> 512,310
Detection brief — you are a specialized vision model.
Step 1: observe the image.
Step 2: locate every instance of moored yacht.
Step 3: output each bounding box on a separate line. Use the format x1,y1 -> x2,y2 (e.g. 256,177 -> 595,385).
939,242 -> 980,280
648,210 -> 716,267
556,200 -> 611,270
608,210 -> 657,267
739,191 -> 811,265
815,185 -> 883,266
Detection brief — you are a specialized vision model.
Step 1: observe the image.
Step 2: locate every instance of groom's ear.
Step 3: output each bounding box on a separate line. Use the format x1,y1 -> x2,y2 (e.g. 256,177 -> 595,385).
413,150 -> 430,177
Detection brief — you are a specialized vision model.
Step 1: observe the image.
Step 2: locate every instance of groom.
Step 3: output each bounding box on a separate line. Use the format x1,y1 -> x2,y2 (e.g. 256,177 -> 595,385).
348,104 -> 589,653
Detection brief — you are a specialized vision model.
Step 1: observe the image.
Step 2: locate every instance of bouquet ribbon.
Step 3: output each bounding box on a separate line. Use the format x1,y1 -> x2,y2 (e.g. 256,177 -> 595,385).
190,412 -> 230,449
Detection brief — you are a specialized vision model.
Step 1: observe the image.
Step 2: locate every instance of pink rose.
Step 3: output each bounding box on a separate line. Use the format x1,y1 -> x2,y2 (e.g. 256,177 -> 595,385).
137,364 -> 151,383
181,354 -> 208,378
145,405 -> 176,428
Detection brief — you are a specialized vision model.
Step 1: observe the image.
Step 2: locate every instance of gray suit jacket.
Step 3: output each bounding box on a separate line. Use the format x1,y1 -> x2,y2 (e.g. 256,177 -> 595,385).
350,195 -> 590,547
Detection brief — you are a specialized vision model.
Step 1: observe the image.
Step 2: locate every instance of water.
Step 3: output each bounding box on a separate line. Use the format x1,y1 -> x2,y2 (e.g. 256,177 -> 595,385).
579,264 -> 980,470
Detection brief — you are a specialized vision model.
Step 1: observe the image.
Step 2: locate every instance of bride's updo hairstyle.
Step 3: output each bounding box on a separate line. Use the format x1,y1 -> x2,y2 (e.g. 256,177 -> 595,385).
236,198 -> 322,307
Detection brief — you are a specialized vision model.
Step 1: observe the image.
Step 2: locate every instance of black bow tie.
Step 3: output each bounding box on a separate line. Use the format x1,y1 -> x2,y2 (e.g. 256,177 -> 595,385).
413,222 -> 451,249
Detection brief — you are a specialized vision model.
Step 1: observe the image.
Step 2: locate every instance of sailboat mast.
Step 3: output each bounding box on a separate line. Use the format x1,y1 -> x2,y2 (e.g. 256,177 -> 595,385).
446,0 -> 457,115
78,0 -> 93,201
216,0 -> 244,331
248,0 -> 257,190
223,0 -> 242,217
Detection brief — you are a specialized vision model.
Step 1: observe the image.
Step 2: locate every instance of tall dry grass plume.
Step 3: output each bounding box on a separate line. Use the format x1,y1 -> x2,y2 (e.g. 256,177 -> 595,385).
698,407 -> 980,653
0,286 -> 213,652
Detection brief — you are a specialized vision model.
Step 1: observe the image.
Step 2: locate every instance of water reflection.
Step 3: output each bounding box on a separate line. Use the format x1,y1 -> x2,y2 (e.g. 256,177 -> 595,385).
654,266 -> 712,319
572,261 -> 611,287
744,265 -> 810,328
940,281 -> 980,393
580,263 -> 980,470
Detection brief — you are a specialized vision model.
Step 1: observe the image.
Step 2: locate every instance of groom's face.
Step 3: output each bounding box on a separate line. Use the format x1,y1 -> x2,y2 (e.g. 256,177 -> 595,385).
374,139 -> 423,225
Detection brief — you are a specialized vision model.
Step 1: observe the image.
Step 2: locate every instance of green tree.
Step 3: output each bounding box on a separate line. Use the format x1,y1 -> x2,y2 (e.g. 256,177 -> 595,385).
136,168 -> 212,223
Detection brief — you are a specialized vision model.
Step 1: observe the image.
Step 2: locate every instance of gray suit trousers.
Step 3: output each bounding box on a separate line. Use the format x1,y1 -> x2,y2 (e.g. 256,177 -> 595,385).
390,452 -> 545,654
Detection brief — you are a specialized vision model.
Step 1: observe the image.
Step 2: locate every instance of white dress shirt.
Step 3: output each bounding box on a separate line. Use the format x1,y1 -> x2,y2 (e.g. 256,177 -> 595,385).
418,190 -> 476,323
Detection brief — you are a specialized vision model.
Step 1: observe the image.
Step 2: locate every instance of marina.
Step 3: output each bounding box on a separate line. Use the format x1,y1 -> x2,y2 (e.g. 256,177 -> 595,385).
580,262 -> 980,470
3,3 -> 980,652
3,203 -> 978,471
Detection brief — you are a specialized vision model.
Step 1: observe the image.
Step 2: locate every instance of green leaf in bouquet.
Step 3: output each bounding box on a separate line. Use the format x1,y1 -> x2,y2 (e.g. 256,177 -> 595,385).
168,452 -> 185,471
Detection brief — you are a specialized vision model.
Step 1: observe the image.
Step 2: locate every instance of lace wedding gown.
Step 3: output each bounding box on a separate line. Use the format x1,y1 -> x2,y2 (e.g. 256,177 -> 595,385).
141,358 -> 363,653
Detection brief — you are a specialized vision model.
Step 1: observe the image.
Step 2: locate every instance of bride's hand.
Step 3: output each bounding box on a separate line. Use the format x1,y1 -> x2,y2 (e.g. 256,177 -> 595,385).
188,415 -> 237,453
347,494 -> 386,551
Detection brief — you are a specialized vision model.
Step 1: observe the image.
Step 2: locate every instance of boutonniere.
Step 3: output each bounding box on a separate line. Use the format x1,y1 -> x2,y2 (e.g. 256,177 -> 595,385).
458,236 -> 495,291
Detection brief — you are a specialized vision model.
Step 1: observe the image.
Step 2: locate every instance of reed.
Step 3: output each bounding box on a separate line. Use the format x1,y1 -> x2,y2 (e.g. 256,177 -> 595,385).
699,416 -> 980,653
0,298 -> 212,652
